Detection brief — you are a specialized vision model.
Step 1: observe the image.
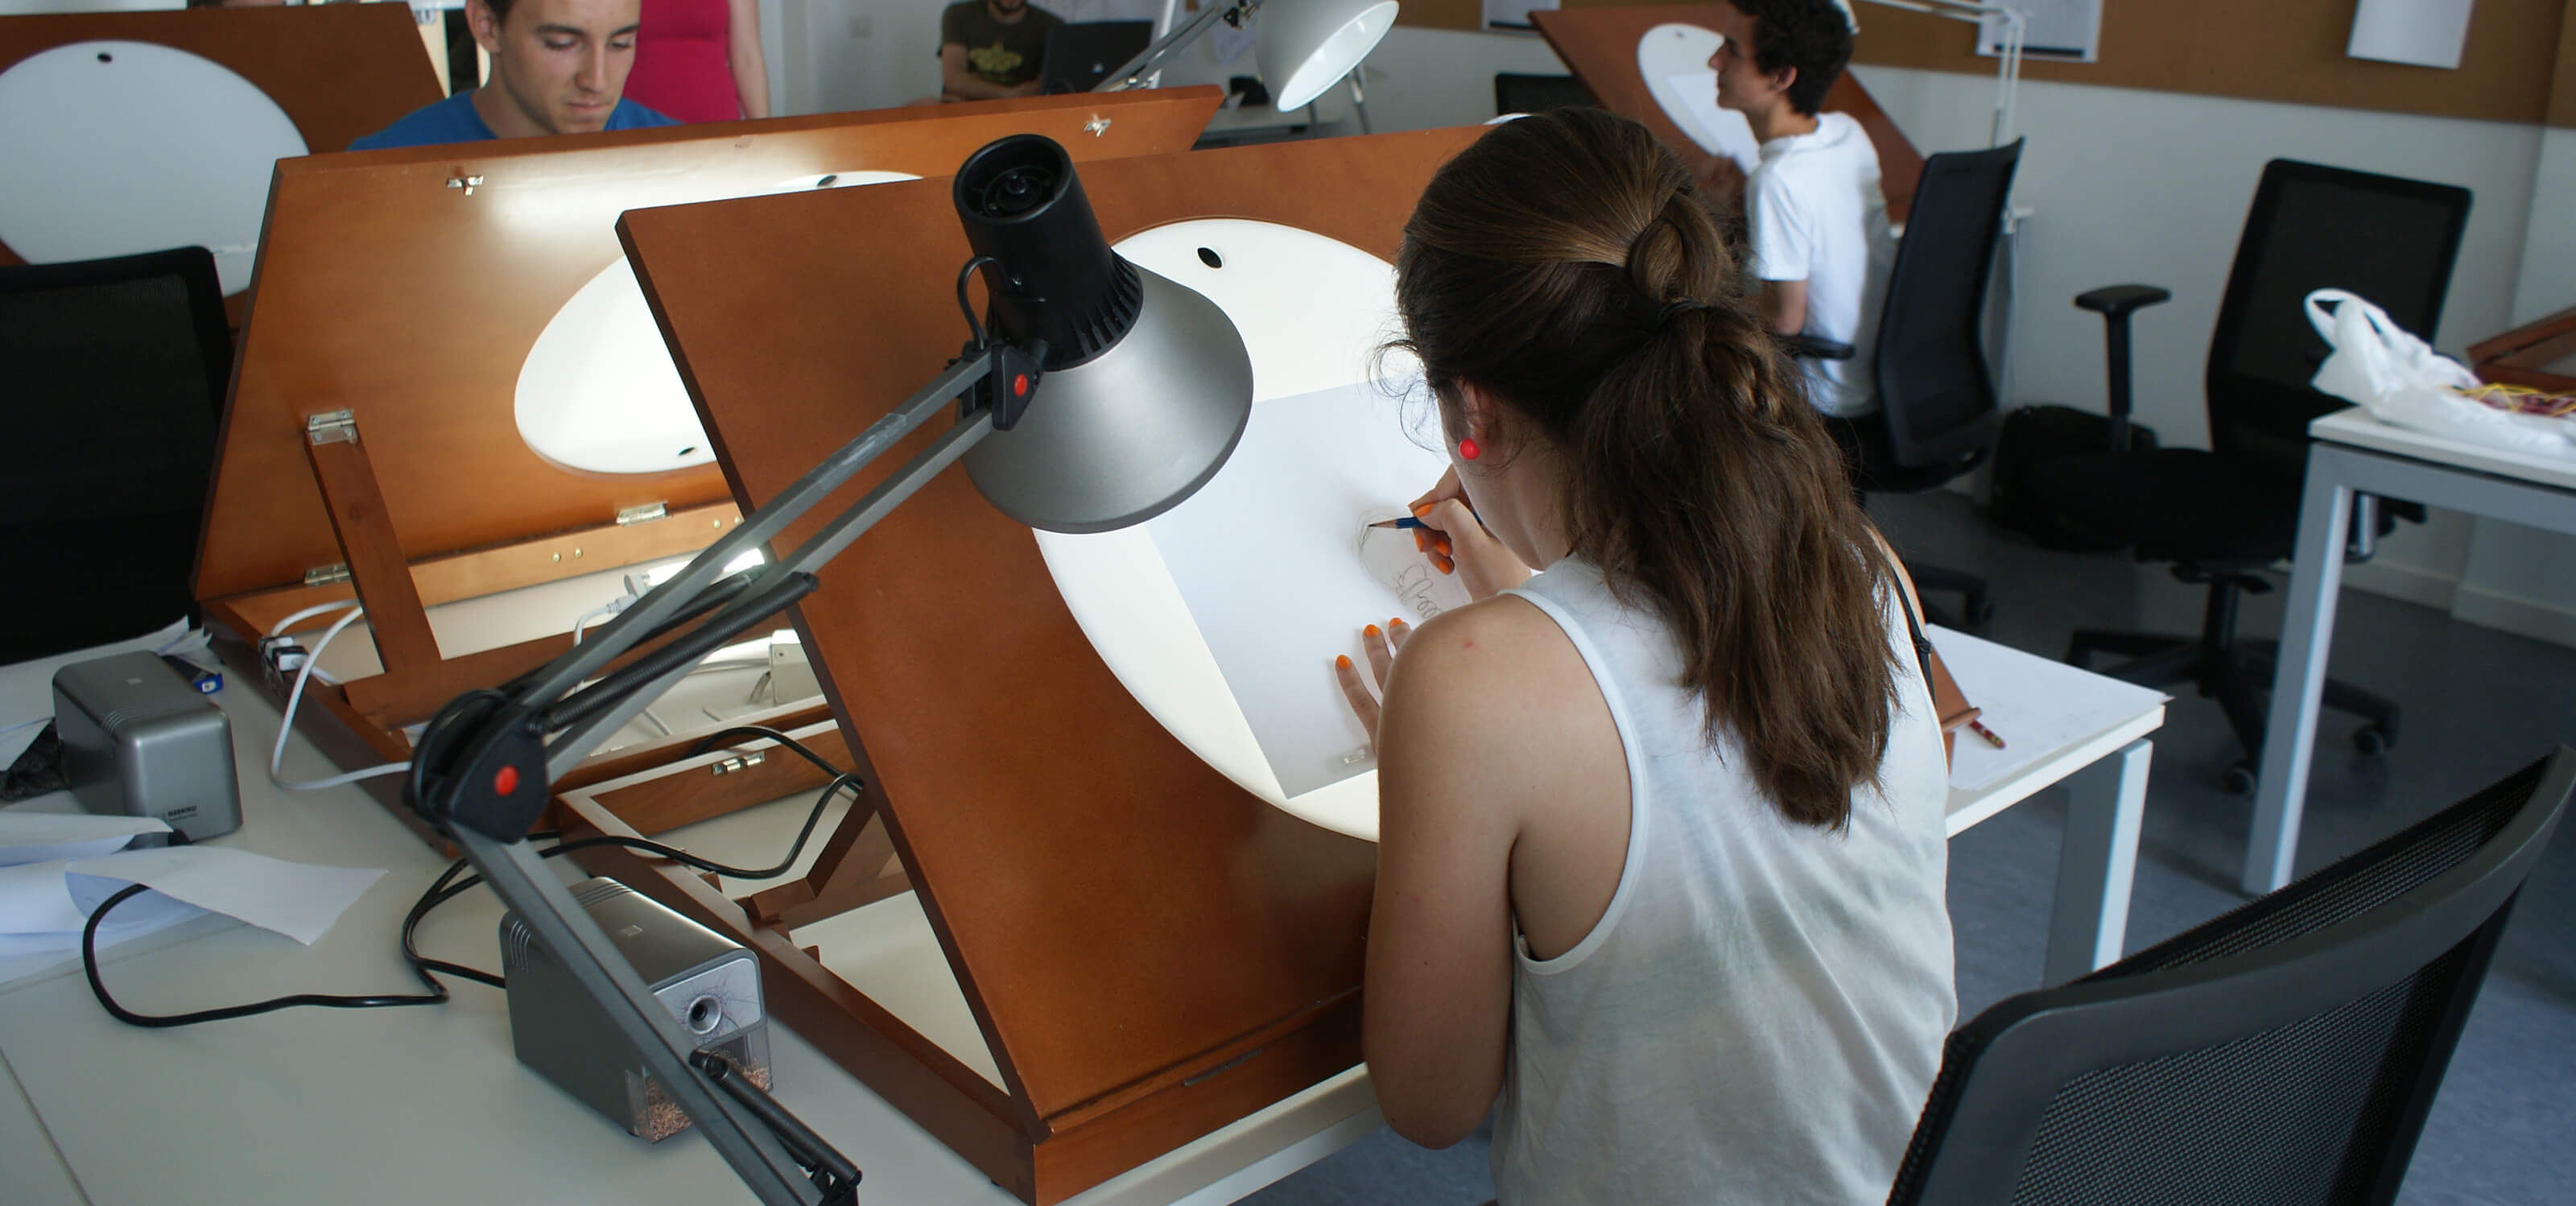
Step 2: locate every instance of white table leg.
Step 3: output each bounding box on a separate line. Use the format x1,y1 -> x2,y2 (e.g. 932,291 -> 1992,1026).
2044,738 -> 2149,984
2248,456 -> 2355,895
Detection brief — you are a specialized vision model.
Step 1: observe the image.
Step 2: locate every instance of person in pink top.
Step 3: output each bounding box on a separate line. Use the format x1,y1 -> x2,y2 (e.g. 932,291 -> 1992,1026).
623,0 -> 770,122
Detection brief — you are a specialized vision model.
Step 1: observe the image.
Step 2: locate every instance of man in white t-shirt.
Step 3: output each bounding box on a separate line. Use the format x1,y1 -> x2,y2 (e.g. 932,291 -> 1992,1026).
1707,0 -> 1893,418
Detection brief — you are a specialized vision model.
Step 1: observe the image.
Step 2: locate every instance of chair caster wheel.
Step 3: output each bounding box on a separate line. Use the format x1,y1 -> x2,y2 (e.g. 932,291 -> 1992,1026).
2354,725 -> 2392,756
2223,762 -> 2258,795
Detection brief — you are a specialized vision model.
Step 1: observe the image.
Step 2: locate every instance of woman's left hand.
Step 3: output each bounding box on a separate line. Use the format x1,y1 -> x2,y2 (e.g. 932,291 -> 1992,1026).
1333,617 -> 1412,739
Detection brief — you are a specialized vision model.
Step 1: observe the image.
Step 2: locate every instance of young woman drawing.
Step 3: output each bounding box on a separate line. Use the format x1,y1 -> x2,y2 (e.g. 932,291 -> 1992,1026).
1334,107 -> 1955,1204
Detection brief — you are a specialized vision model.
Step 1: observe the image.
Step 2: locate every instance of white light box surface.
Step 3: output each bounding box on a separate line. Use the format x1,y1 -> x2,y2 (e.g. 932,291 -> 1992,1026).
1035,219 -> 1460,840
0,40 -> 306,294
1638,23 -> 1760,170
513,170 -> 919,477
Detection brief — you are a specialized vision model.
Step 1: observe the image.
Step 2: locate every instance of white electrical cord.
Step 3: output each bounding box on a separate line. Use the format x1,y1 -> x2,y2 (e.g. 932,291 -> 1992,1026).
268,605 -> 413,791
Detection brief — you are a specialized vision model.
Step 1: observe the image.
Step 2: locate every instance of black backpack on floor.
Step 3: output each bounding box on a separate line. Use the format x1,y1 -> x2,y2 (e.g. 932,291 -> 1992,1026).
1986,405 -> 2159,551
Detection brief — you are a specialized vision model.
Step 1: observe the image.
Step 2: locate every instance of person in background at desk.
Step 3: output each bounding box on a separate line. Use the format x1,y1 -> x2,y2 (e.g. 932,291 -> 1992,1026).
936,0 -> 1063,101
623,0 -> 771,122
1703,0 -> 1894,422
1335,108 -> 1953,1204
349,0 -> 678,150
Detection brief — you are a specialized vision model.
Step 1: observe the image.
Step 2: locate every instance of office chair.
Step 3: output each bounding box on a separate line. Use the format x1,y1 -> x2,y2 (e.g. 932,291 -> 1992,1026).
2027,160 -> 2471,793
0,246 -> 232,664
1790,138 -> 2023,628
1887,746 -> 2572,1206
1492,72 -> 1595,117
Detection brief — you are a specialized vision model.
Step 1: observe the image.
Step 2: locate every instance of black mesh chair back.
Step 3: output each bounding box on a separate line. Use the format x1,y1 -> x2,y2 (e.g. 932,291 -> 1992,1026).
1873,138 -> 2021,469
0,247 -> 232,664
2205,160 -> 2471,482
1889,748 -> 2575,1206
1493,72 -> 1595,117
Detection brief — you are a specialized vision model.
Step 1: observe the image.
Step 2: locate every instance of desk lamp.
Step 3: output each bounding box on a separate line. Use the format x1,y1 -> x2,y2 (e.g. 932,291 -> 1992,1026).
1095,0 -> 1399,113
405,134 -> 1255,1206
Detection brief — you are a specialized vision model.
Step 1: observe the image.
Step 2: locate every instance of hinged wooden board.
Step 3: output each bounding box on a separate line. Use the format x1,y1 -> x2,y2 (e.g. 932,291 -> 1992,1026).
0,4 -> 440,275
617,126 -> 1488,1200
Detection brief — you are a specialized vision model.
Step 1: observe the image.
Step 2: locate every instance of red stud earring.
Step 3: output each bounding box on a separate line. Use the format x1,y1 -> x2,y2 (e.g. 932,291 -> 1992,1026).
1459,438 -> 1482,461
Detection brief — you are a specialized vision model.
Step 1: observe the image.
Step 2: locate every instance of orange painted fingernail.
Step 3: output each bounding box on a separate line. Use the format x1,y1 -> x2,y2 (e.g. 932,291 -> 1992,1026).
1335,655 -> 1352,669
1439,563 -> 1454,575
1413,531 -> 1426,551
1389,617 -> 1405,628
1411,502 -> 1433,517
1433,537 -> 1452,556
1363,624 -> 1381,638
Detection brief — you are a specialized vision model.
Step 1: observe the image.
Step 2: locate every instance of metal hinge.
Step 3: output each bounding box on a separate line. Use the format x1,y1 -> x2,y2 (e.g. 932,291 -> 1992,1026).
305,410 -> 357,445
710,751 -> 767,776
615,502 -> 669,527
1084,114 -> 1112,138
445,175 -> 485,196
303,564 -> 353,587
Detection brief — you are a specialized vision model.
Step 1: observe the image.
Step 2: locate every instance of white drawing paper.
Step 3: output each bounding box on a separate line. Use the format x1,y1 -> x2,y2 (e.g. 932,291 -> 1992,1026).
1148,380 -> 1469,799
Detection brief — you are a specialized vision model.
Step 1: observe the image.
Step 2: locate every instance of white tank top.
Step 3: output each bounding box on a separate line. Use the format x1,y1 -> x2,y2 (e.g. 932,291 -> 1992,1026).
1492,558 -> 1955,1205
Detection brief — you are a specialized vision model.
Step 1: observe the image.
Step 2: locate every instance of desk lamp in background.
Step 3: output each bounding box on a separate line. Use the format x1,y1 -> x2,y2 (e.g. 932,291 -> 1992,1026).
1096,0 -> 1400,127
405,134 -> 1255,1205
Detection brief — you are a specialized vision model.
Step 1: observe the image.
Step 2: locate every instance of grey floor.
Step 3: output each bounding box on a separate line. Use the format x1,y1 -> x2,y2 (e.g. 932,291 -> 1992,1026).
1242,489 -> 2576,1206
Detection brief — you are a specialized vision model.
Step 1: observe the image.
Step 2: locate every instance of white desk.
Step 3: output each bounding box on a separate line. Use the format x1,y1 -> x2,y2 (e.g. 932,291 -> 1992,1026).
0,619 -> 2158,1204
2248,408 -> 2576,893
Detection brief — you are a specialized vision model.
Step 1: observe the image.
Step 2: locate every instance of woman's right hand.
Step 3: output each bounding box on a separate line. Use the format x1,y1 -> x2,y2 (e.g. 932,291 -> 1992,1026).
1408,468 -> 1533,601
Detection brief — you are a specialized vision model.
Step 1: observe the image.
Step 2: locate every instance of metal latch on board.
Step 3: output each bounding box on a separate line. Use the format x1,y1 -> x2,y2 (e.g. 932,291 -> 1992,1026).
710,751 -> 767,776
305,410 -> 357,446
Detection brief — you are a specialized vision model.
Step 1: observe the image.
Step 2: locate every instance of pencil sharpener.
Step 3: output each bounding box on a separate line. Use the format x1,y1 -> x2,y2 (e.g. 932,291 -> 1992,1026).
52,650 -> 242,841
498,877 -> 769,1142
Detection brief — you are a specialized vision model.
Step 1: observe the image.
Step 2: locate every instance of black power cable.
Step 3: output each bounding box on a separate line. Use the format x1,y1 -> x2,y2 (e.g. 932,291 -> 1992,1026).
85,729 -> 857,1026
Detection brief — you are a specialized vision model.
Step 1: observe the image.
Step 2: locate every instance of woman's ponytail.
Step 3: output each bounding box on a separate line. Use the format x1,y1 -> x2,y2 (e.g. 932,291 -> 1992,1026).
1389,108 -> 1901,829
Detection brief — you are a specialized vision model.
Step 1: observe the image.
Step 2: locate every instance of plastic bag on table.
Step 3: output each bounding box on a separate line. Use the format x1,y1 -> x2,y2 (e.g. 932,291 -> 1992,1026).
2304,288 -> 2576,457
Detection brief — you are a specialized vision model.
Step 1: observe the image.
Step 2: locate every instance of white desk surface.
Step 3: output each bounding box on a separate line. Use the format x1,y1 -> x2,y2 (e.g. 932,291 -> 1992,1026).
0,630 -> 1381,1206
2310,406 -> 2576,493
0,605 -> 2161,1206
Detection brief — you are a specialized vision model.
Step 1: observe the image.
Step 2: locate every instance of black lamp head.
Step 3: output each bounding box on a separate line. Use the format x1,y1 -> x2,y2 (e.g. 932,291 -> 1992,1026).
953,134 -> 1143,370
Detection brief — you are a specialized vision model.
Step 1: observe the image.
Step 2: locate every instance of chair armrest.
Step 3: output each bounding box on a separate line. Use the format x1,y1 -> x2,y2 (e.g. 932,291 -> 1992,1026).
1781,333 -> 1856,360
2075,284 -> 2173,320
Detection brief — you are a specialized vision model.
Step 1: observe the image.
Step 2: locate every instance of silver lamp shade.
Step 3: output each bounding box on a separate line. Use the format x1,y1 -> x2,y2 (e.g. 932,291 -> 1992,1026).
963,266 -> 1255,534
1257,0 -> 1400,112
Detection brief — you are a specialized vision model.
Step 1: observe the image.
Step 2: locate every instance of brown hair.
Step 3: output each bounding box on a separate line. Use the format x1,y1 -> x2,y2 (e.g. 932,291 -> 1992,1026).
1388,108 -> 1900,829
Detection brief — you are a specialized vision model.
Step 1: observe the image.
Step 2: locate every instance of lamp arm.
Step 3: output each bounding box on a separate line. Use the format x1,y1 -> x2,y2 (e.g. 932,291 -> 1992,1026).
403,343 -> 1018,1206
1096,0 -> 1257,93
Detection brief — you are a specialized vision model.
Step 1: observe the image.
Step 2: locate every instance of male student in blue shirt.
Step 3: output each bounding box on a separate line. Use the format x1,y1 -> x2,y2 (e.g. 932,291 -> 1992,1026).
351,0 -> 677,150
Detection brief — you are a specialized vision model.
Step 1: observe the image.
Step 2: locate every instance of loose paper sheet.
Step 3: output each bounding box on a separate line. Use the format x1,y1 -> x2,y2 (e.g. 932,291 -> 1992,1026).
0,846 -> 384,969
1148,381 -> 1469,799
0,812 -> 167,867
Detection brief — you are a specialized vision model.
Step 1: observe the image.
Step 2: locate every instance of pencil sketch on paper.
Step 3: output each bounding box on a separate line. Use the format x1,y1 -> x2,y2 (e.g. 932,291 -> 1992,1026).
1148,378 -> 1471,799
